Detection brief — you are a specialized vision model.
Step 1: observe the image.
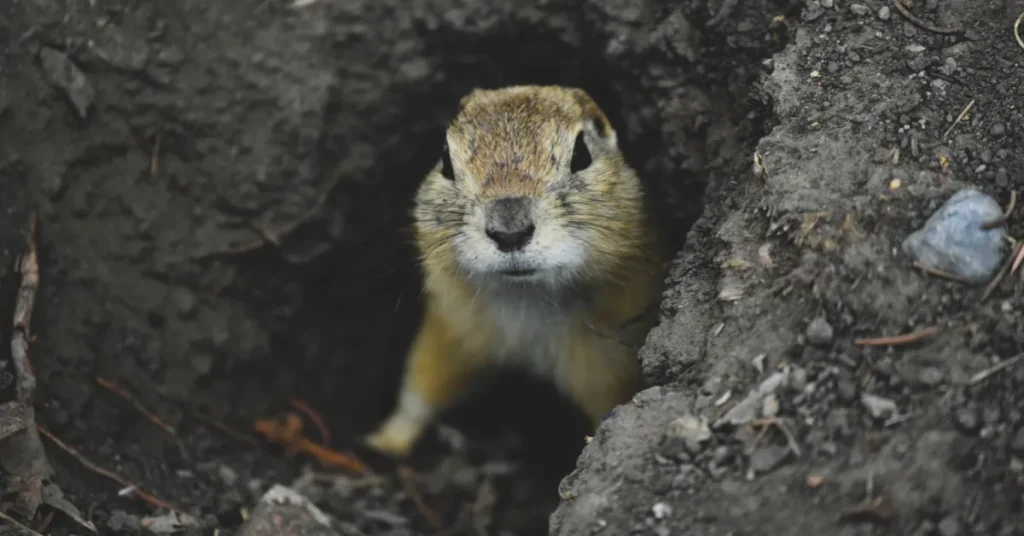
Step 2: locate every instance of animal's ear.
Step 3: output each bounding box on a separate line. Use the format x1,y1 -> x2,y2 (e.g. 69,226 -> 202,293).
572,89 -> 613,141
458,87 -> 485,110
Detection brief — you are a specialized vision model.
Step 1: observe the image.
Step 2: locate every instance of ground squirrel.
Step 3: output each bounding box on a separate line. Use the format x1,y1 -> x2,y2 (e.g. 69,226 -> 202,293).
364,85 -> 671,457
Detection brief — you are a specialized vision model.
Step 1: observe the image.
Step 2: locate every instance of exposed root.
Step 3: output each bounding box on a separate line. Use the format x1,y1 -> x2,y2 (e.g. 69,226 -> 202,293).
95,376 -> 176,436
37,426 -> 190,515
853,326 -> 938,347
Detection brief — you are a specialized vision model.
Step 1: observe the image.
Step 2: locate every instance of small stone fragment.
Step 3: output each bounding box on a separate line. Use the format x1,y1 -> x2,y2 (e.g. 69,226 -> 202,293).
850,4 -> 869,15
666,414 -> 712,444
38,47 -> 95,118
1011,427 -> 1024,455
749,445 -> 790,473
902,188 -> 1006,283
861,393 -> 897,420
820,0 -> 833,7
990,122 -> 1006,138
806,316 -> 834,346
953,407 -> 980,434
239,485 -> 337,536
878,6 -> 891,20
937,515 -> 962,536
651,502 -> 672,520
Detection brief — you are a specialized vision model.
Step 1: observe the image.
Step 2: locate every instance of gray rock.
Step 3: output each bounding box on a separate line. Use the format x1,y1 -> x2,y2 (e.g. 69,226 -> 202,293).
805,316 -> 834,346
861,393 -> 897,420
902,188 -> 1006,283
850,4 -> 870,16
878,6 -> 891,20
239,485 -> 340,536
37,47 -> 95,118
749,445 -> 790,473
937,515 -> 962,536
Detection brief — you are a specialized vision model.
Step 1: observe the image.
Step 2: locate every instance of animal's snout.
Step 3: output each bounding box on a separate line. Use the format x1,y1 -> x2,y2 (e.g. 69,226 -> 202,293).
485,196 -> 535,253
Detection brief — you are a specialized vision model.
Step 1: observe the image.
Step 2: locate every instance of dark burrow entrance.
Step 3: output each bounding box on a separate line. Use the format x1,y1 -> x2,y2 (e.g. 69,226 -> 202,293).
0,1 -> 794,534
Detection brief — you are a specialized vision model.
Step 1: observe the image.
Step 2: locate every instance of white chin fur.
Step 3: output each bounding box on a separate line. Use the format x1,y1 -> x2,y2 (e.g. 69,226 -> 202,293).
453,228 -> 587,288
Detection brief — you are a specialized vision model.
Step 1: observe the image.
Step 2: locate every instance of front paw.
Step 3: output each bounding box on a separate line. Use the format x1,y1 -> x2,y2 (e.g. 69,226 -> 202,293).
362,418 -> 421,459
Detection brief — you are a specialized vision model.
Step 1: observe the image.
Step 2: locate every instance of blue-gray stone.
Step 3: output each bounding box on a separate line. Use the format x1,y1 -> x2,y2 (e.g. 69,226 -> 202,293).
903,188 -> 1006,283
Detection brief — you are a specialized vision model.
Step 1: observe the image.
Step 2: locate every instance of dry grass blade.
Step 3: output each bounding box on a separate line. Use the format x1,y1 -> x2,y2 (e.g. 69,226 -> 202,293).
0,510 -> 46,536
969,353 -> 1024,385
981,242 -> 1021,301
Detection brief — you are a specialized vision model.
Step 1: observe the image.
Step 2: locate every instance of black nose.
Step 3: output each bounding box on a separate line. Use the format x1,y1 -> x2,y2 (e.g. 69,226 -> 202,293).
485,196 -> 535,253
486,226 -> 535,252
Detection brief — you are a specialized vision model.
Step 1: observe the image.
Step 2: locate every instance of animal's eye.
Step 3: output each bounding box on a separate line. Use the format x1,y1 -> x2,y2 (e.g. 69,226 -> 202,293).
439,142 -> 455,180
570,131 -> 592,173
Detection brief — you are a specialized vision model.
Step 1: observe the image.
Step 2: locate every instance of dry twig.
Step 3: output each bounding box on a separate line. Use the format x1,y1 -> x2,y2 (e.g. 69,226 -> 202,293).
94,376 -> 176,436
943,99 -> 975,139
37,426 -> 189,514
0,509 -> 46,536
854,326 -> 938,347
891,0 -> 962,35
981,242 -> 1021,301
397,465 -> 443,531
911,261 -> 968,283
969,353 -> 1024,385
838,497 -> 897,525
981,191 -> 1017,229
12,213 -> 39,402
189,409 -> 258,446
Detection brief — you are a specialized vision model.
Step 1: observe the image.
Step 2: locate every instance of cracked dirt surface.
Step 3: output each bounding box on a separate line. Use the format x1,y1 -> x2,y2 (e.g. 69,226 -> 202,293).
2,0 -> 1024,535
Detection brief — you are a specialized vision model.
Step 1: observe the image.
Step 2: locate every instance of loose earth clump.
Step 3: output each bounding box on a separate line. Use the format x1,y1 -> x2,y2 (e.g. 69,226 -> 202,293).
3,0 -> 1023,535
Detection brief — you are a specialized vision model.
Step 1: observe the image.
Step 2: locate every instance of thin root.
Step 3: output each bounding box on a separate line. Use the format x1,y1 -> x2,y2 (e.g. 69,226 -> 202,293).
854,326 -> 938,347
891,0 -> 962,35
95,376 -> 176,436
37,426 -> 190,515
397,465 -> 443,531
288,399 -> 331,445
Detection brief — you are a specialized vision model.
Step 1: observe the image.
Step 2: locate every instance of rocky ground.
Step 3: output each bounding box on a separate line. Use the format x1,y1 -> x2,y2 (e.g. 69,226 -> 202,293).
1,0 -> 1023,535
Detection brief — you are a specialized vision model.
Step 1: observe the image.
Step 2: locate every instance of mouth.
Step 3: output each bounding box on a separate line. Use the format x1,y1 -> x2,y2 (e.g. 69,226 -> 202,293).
496,268 -> 538,278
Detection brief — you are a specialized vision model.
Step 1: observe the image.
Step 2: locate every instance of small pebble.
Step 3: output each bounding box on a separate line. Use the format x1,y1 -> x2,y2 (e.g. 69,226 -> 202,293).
806,316 -> 834,346
990,122 -> 1006,137
861,393 -> 897,420
941,57 -> 957,75
850,3 -> 870,15
954,407 -> 980,434
749,445 -> 790,473
937,515 -> 962,536
1011,427 -> 1024,455
902,188 -> 1006,283
878,6 -> 890,20
918,366 -> 944,386
713,446 -> 734,464
652,502 -> 672,520
836,376 -> 858,403
821,0 -> 833,7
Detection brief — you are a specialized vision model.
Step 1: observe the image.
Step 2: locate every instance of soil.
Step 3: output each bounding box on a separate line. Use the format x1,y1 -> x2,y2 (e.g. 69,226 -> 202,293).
1,0 -> 1023,535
